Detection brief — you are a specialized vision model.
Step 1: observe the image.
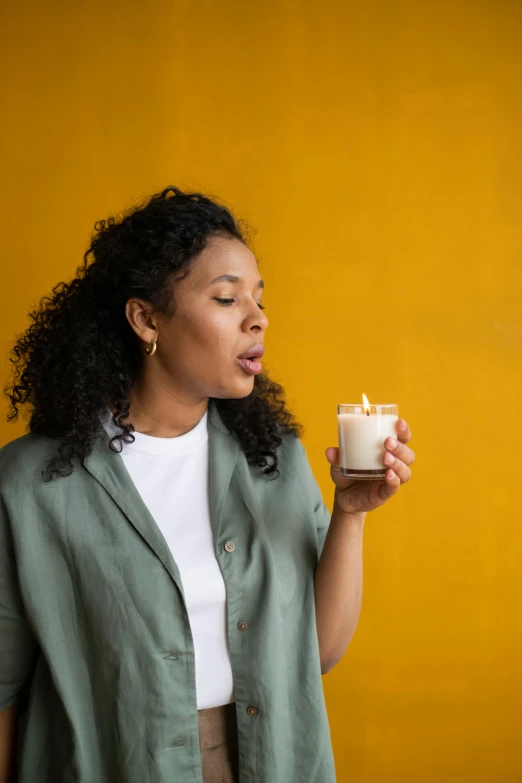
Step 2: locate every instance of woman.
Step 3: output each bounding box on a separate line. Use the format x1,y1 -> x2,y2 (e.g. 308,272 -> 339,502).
0,186 -> 414,783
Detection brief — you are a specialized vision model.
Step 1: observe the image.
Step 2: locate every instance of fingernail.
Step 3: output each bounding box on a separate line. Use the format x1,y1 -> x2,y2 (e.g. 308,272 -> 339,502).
388,438 -> 397,449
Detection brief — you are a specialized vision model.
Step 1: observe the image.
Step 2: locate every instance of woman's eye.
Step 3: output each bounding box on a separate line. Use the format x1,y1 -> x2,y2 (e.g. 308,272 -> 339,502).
214,298 -> 265,310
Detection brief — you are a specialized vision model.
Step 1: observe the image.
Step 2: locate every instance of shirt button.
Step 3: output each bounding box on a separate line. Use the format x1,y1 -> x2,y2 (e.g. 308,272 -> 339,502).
247,706 -> 258,717
163,654 -> 179,661
237,621 -> 248,631
224,542 -> 235,552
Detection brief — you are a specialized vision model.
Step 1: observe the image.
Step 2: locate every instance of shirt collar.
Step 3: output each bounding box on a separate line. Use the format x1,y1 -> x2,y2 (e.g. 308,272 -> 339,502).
82,398 -> 261,597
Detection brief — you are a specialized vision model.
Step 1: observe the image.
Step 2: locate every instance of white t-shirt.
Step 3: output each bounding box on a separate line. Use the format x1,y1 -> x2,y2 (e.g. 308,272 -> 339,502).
98,407 -> 235,711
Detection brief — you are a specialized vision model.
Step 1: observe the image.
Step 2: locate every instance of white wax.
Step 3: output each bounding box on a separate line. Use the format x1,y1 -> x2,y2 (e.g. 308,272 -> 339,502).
338,413 -> 398,470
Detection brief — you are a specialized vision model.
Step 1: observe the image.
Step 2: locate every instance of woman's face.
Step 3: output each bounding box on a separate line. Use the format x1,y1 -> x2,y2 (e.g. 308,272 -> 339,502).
128,233 -> 269,402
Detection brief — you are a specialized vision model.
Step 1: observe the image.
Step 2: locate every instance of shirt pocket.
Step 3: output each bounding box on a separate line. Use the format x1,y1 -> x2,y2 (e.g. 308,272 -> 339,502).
271,541 -> 298,612
268,506 -> 320,615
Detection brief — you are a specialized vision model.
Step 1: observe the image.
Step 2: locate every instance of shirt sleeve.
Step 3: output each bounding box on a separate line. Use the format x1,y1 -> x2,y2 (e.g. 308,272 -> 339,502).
0,501 -> 39,711
295,440 -> 332,561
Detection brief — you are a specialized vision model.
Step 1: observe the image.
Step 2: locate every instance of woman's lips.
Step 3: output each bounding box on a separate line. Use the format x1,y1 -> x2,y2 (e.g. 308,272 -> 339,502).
236,357 -> 263,375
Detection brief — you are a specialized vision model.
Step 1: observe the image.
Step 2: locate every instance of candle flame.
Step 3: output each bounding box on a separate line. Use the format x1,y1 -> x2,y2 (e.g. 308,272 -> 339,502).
362,393 -> 371,416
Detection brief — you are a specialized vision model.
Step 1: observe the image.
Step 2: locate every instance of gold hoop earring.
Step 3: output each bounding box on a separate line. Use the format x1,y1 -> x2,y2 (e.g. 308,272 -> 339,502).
145,339 -> 157,356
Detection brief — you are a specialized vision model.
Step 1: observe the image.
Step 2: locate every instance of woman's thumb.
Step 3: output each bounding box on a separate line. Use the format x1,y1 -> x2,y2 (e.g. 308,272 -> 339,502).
325,446 -> 339,465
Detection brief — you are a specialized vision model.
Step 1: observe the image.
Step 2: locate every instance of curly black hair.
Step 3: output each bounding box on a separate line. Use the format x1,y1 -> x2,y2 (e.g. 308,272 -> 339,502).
3,185 -> 302,482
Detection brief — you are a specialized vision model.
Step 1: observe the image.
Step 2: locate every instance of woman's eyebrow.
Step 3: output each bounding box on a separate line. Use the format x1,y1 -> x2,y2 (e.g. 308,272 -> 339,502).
208,274 -> 264,289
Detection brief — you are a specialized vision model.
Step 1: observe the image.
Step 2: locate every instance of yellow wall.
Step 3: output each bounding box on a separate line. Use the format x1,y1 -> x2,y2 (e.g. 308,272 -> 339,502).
1,2 -> 521,780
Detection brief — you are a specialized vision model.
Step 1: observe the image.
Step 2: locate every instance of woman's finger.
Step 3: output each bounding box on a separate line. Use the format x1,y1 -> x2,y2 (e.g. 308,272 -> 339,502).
379,469 -> 401,500
385,436 -> 416,467
383,453 -> 412,484
395,419 -> 413,444
325,446 -> 339,463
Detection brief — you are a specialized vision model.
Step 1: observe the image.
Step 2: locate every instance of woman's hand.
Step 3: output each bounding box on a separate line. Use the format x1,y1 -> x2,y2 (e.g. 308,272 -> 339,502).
325,418 -> 415,516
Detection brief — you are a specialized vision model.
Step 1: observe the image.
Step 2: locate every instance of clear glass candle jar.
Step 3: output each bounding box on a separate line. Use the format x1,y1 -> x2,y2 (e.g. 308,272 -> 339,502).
338,403 -> 399,480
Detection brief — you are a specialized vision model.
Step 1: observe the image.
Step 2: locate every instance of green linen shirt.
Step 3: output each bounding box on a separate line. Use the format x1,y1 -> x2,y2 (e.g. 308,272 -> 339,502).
0,399 -> 336,782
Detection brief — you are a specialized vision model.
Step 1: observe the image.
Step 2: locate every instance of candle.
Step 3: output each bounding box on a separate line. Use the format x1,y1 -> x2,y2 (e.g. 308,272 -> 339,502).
338,394 -> 399,479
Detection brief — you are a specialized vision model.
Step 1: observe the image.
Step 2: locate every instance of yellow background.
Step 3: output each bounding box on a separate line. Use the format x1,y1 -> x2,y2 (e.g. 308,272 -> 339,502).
1,2 -> 521,780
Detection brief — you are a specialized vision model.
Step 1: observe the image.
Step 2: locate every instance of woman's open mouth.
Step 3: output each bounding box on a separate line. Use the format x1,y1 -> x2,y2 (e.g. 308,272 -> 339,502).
236,356 -> 263,375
